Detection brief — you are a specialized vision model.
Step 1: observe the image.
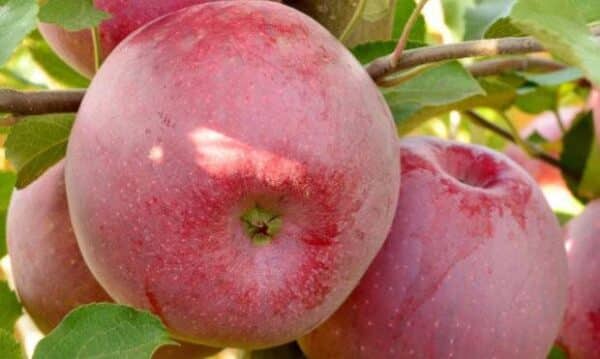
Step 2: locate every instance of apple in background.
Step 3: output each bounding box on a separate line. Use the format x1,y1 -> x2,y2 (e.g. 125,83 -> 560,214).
65,1 -> 400,349
300,137 -> 568,358
7,161 -> 219,358
39,0 -> 215,77
557,200 -> 600,358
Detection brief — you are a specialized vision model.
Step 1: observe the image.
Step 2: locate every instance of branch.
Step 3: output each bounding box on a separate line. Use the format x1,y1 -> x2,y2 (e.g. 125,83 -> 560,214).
467,57 -> 566,77
368,36 -> 545,81
369,25 -> 600,81
0,89 -> 84,115
390,0 -> 429,67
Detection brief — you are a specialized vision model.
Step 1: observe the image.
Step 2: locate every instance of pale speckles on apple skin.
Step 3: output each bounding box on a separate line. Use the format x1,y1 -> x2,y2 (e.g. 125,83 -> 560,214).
299,137 -> 567,359
65,1 -> 399,349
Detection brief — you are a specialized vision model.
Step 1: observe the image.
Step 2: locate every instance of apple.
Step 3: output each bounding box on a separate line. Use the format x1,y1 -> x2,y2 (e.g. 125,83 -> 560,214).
557,200 -> 600,358
65,1 -> 400,349
7,161 -> 219,358
39,0 -> 215,77
299,137 -> 568,358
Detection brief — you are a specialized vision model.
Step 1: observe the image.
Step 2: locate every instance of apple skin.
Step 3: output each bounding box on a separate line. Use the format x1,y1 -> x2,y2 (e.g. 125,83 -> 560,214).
7,161 -> 220,358
557,200 -> 600,358
39,0 -> 214,78
7,161 -> 112,334
65,1 -> 400,349
299,137 -> 568,358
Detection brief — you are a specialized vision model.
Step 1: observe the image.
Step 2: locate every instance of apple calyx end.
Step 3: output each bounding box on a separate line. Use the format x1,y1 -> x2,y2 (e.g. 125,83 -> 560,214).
241,205 -> 282,246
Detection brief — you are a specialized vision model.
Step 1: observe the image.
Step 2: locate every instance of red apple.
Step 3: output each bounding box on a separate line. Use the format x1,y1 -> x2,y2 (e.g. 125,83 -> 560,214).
557,200 -> 600,358
65,1 -> 400,349
300,137 -> 568,358
7,161 -> 219,358
39,0 -> 215,77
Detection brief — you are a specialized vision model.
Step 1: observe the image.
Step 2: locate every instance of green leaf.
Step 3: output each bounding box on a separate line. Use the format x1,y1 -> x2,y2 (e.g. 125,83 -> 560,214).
250,343 -> 305,359
520,67 -> 584,87
510,0 -> 600,87
363,0 -> 392,23
391,77 -> 517,134
0,0 -> 38,66
38,0 -> 110,31
350,40 -> 423,64
384,61 -> 486,133
484,17 -> 524,38
392,0 -> 425,41
573,0 -> 600,23
515,86 -> 557,114
0,172 -> 16,258
0,330 -> 23,359
0,281 -> 22,332
464,0 -> 515,40
547,345 -> 568,359
554,211 -> 574,225
560,111 -> 599,201
33,303 -> 174,359
441,0 -> 475,39
5,114 -> 75,189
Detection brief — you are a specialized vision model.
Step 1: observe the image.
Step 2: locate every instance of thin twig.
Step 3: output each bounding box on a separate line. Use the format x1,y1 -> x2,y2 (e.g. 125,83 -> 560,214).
0,89 -> 84,115
390,0 -> 429,67
464,110 -> 568,173
467,57 -> 566,77
553,108 -> 567,134
339,0 -> 368,43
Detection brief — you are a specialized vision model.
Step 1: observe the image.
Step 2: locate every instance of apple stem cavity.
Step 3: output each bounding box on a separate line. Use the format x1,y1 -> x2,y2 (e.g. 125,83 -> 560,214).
241,206 -> 283,246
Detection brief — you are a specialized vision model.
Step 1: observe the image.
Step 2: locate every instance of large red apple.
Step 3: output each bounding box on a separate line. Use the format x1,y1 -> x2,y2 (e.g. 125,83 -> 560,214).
7,161 -> 220,358
65,1 -> 400,349
39,0 -> 214,77
557,200 -> 600,358
300,137 -> 568,358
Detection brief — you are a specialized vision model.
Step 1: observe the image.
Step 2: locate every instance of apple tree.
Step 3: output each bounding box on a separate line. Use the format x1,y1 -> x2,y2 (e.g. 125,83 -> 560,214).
0,0 -> 599,358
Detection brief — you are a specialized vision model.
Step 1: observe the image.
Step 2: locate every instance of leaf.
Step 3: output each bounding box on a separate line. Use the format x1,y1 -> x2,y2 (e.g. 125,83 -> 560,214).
464,0 -> 515,40
5,114 -> 75,189
484,17 -> 524,38
0,281 -> 22,332
510,0 -> 600,87
547,345 -> 568,359
350,40 -> 423,64
38,0 -> 110,31
560,111 -> 600,201
0,330 -> 23,359
33,303 -> 174,359
519,67 -> 584,87
554,211 -> 574,225
384,61 -> 486,132
441,0 -> 475,39
0,172 -> 16,258
392,0 -> 425,41
573,0 -> 600,23
363,0 -> 392,23
390,77 -> 517,134
250,342 -> 305,359
0,0 -> 38,66
515,86 -> 557,114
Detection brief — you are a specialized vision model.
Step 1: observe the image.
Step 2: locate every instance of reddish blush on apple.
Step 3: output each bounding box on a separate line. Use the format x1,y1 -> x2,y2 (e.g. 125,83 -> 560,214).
300,137 -> 568,358
7,161 -> 219,358
65,1 -> 400,349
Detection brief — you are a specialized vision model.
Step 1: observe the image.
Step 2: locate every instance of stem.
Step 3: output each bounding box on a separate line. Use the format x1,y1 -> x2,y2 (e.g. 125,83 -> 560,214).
377,64 -> 437,87
91,27 -> 102,72
498,110 -> 531,154
390,0 -> 429,67
338,0 -> 368,43
0,89 -> 84,115
553,108 -> 567,134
